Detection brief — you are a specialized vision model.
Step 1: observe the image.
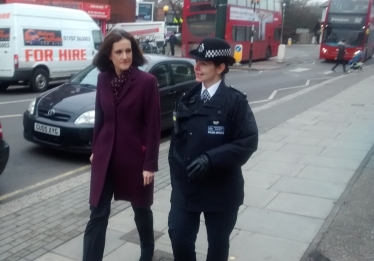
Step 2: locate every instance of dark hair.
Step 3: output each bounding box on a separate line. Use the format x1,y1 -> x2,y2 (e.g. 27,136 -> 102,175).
93,29 -> 146,72
212,60 -> 229,80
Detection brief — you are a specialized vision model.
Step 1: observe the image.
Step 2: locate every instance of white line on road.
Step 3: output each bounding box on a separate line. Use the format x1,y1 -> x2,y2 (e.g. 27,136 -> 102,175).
324,71 -> 333,75
249,99 -> 269,104
0,99 -> 33,105
249,77 -> 332,104
268,90 -> 278,100
289,68 -> 311,72
0,114 -> 23,119
0,165 -> 91,202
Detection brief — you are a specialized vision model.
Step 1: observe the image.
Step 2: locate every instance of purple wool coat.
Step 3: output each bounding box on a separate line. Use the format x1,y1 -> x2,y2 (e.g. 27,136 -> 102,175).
90,66 -> 161,208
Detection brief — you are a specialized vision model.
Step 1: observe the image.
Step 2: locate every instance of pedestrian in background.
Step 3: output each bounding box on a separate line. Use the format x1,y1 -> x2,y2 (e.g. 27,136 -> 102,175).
167,38 -> 258,261
168,31 -> 177,56
83,29 -> 161,261
332,39 -> 347,72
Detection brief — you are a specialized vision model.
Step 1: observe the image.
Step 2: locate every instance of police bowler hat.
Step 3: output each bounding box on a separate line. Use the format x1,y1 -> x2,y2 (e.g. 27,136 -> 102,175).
189,38 -> 236,65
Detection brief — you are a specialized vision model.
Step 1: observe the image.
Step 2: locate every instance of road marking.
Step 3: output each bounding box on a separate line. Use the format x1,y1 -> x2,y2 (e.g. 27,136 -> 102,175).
0,165 -> 90,202
249,99 -> 269,104
289,68 -> 311,72
250,77 -> 332,104
0,99 -> 33,105
268,90 -> 278,100
324,71 -> 333,75
0,114 -> 23,119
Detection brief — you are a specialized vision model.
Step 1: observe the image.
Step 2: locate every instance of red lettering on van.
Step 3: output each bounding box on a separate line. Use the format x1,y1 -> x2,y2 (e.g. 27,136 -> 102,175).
59,50 -> 67,61
72,50 -> 79,60
45,49 -> 53,61
25,50 -> 33,62
25,49 -> 54,62
59,49 -> 87,61
0,13 -> 10,19
34,50 -> 43,62
80,49 -> 87,60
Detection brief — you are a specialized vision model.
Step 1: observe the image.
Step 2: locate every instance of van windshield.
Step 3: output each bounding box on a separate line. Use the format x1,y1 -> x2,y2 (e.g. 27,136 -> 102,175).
92,30 -> 103,50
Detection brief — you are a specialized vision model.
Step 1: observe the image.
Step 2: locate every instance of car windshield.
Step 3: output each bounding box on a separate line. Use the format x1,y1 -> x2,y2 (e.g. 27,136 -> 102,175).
322,25 -> 365,47
70,63 -> 148,88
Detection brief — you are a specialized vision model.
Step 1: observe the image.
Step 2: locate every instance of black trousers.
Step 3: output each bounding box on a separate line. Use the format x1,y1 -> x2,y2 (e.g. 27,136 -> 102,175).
83,176 -> 154,261
168,204 -> 239,261
170,44 -> 175,56
332,60 -> 346,72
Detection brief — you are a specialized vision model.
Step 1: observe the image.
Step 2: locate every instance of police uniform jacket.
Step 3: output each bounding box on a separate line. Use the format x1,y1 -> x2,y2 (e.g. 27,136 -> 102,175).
168,81 -> 258,212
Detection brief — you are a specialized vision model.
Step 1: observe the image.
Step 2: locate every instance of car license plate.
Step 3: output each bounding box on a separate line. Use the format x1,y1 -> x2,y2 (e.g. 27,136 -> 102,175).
34,123 -> 60,136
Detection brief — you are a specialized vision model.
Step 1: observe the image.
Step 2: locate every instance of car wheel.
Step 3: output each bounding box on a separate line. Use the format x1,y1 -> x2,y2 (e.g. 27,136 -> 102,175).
30,68 -> 49,92
0,82 -> 10,92
265,47 -> 271,60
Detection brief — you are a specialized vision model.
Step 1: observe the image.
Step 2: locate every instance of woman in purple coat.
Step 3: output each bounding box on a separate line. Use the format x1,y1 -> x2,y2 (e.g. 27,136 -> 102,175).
82,29 -> 161,261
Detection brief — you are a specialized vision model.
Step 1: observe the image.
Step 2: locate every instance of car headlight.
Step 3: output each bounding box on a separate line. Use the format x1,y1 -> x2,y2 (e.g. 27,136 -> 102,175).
28,98 -> 36,115
74,110 -> 95,125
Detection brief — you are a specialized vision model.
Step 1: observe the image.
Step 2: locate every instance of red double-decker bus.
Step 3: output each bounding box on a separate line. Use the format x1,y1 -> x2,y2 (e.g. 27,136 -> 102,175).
181,0 -> 283,61
320,0 -> 374,61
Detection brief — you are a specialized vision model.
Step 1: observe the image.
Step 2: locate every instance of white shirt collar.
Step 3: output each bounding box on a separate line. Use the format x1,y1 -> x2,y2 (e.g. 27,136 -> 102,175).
201,80 -> 221,99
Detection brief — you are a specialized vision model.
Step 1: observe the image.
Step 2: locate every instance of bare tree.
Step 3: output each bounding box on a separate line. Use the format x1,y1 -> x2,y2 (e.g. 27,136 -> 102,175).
283,0 -> 321,42
169,0 -> 183,20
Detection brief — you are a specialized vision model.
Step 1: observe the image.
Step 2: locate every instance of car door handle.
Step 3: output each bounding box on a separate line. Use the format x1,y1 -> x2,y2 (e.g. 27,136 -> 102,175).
168,91 -> 177,95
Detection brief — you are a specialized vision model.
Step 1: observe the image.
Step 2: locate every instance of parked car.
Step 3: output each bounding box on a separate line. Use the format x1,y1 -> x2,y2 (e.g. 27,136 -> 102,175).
0,122 -> 10,175
23,55 -> 196,154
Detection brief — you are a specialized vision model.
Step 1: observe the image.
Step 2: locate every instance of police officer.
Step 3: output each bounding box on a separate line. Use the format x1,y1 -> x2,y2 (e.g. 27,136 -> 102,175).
168,38 -> 259,261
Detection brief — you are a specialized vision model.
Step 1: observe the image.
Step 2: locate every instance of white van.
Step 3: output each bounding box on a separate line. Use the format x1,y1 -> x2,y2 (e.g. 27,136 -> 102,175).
0,3 -> 103,92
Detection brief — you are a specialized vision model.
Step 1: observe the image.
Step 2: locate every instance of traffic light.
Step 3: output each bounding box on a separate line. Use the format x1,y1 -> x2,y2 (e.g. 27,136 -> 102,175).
251,0 -> 260,4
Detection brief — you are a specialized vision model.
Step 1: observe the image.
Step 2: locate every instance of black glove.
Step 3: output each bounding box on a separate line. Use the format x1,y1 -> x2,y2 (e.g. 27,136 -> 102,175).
187,154 -> 212,181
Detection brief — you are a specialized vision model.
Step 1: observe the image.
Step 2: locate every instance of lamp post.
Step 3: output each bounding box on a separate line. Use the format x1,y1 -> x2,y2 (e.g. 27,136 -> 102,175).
249,0 -> 259,68
163,5 -> 169,55
280,3 -> 286,44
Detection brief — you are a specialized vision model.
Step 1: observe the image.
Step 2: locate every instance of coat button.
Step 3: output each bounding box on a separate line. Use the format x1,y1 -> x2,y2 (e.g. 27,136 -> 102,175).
187,157 -> 190,161
189,132 -> 192,135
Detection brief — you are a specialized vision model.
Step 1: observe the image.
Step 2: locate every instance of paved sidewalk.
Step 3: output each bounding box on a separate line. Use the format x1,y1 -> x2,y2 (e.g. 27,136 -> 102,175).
1,69 -> 374,261
44,74 -> 374,261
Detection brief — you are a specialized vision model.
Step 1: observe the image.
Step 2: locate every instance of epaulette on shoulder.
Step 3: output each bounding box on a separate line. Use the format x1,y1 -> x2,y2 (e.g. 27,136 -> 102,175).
228,85 -> 247,98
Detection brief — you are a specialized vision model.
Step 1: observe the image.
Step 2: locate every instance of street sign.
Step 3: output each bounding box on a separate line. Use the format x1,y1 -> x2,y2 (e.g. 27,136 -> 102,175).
234,44 -> 243,63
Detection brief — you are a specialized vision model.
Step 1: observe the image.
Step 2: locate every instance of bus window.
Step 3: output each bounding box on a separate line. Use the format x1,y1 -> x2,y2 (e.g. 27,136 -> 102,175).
228,0 -> 237,4
267,0 -> 275,11
275,0 -> 281,11
237,0 -> 246,6
260,0 -> 267,10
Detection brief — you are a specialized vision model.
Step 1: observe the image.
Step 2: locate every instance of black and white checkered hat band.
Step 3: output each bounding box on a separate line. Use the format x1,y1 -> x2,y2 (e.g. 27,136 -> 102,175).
205,48 -> 232,58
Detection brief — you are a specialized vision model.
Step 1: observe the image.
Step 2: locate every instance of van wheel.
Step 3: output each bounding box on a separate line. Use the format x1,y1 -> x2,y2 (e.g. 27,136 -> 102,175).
30,69 -> 49,92
265,47 -> 271,60
0,82 -> 10,92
